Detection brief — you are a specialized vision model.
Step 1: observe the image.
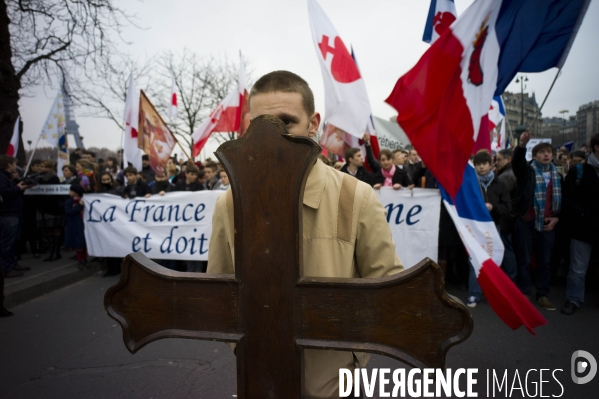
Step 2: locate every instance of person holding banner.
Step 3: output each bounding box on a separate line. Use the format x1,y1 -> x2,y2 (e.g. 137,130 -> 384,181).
122,167 -> 151,199
97,173 -> 123,196
372,149 -> 412,190
64,184 -> 88,269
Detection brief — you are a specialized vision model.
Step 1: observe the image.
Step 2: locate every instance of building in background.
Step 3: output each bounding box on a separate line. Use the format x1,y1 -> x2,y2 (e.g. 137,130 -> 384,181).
576,100 -> 599,148
541,115 -> 578,147
502,91 -> 541,137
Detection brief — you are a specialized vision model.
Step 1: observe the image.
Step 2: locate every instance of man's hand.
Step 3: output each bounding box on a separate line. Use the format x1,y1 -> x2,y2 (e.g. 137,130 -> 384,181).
144,193 -> 152,198
17,181 -> 30,191
519,131 -> 530,148
392,183 -> 402,190
373,183 -> 382,189
159,190 -> 166,196
408,184 -> 415,190
544,217 -> 559,232
363,133 -> 371,146
486,203 -> 493,211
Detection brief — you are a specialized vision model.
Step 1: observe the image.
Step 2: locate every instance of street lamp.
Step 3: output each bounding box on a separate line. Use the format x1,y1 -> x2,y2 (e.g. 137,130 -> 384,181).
27,140 -> 32,152
515,75 -> 529,126
559,109 -> 569,146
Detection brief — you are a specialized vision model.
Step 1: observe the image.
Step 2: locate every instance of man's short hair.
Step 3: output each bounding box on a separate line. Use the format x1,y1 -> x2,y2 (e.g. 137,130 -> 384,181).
142,154 -> 149,161
186,164 -> 200,175
392,149 -> 402,155
473,151 -> 492,166
198,170 -> 206,179
532,142 -> 554,157
572,150 -> 586,159
379,149 -> 394,161
250,71 -> 315,117
42,159 -> 55,169
31,159 -> 43,167
498,149 -> 513,159
590,133 -> 599,151
83,150 -> 96,158
124,166 -> 138,175
344,148 -> 361,161
0,155 -> 16,170
205,161 -> 218,172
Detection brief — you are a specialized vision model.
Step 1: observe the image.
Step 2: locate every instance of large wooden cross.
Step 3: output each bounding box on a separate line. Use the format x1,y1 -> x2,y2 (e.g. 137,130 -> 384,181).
104,115 -> 473,398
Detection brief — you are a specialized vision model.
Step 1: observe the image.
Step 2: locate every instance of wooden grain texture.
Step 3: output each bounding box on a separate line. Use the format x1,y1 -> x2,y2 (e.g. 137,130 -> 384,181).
104,115 -> 473,399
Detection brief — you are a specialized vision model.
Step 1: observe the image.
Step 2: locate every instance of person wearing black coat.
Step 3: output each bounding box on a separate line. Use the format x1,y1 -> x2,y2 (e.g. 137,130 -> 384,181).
512,131 -> 563,311
151,173 -> 175,195
372,149 -> 412,189
561,134 -> 599,315
97,172 -> 124,196
339,138 -> 380,187
64,184 -> 88,269
122,167 -> 151,199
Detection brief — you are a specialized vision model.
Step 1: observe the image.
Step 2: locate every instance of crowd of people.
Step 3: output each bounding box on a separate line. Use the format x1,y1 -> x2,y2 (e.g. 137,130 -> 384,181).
1,131 -> 597,318
0,149 -> 231,317
328,131 -> 599,316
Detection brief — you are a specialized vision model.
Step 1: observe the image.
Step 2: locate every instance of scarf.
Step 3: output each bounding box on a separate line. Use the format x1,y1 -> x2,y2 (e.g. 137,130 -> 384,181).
382,164 -> 396,187
531,160 -> 561,232
78,169 -> 94,192
477,170 -> 495,190
588,153 -> 599,177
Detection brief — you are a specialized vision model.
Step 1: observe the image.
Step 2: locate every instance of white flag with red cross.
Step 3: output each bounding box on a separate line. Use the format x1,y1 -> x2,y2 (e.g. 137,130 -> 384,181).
170,76 -> 178,121
7,116 -> 19,157
123,74 -> 142,171
308,0 -> 373,140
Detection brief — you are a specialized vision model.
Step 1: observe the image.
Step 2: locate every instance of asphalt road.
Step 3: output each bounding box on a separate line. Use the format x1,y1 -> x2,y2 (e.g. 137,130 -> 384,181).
1,274 -> 598,399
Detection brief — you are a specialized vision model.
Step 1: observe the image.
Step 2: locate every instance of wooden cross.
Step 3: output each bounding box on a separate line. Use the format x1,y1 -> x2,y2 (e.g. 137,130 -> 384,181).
104,115 -> 473,398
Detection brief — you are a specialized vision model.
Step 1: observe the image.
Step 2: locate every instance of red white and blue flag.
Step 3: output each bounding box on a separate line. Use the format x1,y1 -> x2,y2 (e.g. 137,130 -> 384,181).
6,116 -> 19,157
422,0 -> 457,44
386,0 -> 590,199
489,95 -> 507,150
440,163 -> 547,334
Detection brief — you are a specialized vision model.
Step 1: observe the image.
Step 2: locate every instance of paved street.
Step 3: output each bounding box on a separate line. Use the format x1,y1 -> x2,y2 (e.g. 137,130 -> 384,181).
1,273 -> 598,399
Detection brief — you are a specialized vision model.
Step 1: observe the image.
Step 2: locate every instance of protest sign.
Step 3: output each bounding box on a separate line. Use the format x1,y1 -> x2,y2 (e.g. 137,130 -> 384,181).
375,187 -> 441,269
24,185 -> 71,195
526,138 -> 552,161
83,191 -> 222,261
84,188 -> 441,266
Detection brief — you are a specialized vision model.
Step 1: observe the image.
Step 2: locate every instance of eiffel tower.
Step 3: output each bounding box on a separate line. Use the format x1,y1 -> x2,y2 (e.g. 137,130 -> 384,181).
62,80 -> 84,149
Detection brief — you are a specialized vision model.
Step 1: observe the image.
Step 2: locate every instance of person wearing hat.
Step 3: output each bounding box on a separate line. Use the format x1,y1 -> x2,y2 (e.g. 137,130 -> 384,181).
64,184 -> 88,269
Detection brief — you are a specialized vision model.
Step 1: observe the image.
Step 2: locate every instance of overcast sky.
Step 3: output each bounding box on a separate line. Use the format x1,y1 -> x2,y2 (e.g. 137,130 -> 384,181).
19,0 -> 599,157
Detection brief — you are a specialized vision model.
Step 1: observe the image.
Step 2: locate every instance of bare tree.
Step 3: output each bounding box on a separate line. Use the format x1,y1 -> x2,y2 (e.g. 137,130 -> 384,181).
152,50 -> 248,157
0,0 -> 134,163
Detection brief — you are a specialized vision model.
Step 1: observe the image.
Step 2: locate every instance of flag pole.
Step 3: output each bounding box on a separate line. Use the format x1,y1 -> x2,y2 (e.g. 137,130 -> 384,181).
528,69 -> 561,136
24,135 -> 42,175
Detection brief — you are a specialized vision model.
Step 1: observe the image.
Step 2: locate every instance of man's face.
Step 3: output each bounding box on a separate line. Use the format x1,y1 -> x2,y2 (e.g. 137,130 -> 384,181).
249,91 -> 320,138
155,174 -> 167,182
205,168 -> 215,180
186,172 -> 198,183
125,173 -> 137,185
349,153 -> 364,168
31,164 -> 41,173
495,154 -> 511,170
410,150 -> 419,163
571,156 -> 585,166
142,159 -> 150,167
6,161 -> 17,174
82,154 -> 91,162
393,152 -> 406,166
534,148 -> 554,165
475,162 -> 492,176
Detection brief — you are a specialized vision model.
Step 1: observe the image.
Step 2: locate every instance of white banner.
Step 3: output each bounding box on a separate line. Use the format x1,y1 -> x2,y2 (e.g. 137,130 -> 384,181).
375,188 -> 441,269
24,184 -> 71,195
83,188 -> 441,266
83,191 -> 222,261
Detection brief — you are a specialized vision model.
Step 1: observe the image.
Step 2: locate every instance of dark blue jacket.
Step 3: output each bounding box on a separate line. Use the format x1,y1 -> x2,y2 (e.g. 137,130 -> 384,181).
0,170 -> 24,217
64,197 -> 86,249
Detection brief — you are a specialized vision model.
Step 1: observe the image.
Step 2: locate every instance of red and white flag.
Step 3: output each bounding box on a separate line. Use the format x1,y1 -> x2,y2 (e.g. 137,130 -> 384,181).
170,76 -> 178,121
192,57 -> 248,157
308,0 -> 373,140
6,116 -> 19,157
123,74 -> 142,171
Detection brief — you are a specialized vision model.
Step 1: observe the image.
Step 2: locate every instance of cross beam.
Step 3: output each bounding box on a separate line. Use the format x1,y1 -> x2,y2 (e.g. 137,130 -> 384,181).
105,115 -> 473,398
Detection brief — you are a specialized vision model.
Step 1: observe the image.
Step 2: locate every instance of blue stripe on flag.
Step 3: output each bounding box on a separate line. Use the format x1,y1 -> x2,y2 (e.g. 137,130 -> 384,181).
495,95 -> 505,117
439,163 -> 493,222
422,0 -> 438,43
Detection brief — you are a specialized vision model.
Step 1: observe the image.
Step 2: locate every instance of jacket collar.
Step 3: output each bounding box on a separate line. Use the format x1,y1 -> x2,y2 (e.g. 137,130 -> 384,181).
303,159 -> 326,209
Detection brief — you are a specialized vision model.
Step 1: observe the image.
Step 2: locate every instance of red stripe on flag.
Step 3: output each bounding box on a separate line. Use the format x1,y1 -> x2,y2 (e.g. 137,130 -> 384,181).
6,144 -> 15,157
472,114 -> 491,154
385,31 -> 474,199
193,135 -> 210,158
478,259 -> 547,335
172,93 -> 177,107
213,105 -> 241,133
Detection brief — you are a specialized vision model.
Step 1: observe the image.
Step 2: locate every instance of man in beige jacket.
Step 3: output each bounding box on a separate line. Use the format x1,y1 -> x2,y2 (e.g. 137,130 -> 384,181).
207,70 -> 403,398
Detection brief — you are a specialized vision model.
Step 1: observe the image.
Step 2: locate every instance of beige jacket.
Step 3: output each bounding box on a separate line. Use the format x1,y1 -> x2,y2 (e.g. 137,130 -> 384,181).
208,159 -> 404,398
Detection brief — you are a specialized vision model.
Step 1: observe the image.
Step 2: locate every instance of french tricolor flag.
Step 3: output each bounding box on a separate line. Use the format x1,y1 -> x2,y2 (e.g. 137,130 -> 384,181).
422,0 -> 457,44
440,163 -> 547,334
387,0 -> 590,199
